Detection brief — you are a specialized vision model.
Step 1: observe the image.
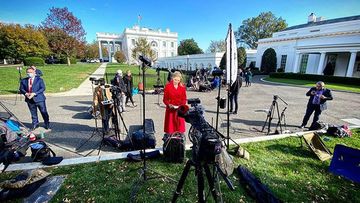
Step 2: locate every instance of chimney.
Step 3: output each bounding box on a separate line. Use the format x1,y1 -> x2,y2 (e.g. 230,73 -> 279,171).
308,13 -> 316,23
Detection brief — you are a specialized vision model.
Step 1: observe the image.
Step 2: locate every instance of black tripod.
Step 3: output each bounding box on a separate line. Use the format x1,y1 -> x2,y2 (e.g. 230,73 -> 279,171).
261,95 -> 288,135
130,56 -> 174,202
76,79 -> 106,156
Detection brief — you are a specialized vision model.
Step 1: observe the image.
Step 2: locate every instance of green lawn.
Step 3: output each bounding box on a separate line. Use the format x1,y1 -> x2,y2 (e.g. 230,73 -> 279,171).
106,63 -> 168,89
264,77 -> 360,93
1,130 -> 359,202
0,64 -> 100,95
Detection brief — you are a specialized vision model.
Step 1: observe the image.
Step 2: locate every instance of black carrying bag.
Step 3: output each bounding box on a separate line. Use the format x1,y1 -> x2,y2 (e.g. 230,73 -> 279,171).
163,132 -> 185,163
30,141 -> 63,165
237,166 -> 282,203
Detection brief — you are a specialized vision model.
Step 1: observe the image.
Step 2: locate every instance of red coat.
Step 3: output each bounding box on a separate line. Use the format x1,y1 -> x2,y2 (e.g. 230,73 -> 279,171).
163,80 -> 187,134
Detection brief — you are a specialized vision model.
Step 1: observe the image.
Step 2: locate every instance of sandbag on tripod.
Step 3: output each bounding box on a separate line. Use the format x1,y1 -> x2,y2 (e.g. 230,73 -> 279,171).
131,119 -> 156,150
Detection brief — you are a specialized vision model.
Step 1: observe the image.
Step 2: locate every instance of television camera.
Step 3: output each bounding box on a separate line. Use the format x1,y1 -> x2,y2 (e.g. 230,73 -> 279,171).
173,98 -> 234,202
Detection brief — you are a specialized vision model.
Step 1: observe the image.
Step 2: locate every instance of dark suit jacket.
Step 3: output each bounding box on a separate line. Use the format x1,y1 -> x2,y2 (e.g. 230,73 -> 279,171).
20,76 -> 46,103
306,87 -> 333,109
230,74 -> 242,94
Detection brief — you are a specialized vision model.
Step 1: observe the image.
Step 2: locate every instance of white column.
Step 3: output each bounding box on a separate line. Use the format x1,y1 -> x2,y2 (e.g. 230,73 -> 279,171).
317,52 -> 326,75
98,41 -> 103,60
107,41 -> 111,63
293,53 -> 300,73
346,51 -> 357,77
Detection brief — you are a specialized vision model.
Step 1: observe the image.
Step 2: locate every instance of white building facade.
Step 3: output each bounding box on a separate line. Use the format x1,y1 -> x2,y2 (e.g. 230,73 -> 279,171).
156,50 -> 257,71
256,14 -> 360,77
96,26 -> 178,63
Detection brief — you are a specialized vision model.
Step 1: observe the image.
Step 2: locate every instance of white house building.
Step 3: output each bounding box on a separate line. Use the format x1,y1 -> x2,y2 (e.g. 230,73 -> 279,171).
96,25 -> 178,63
256,14 -> 360,77
156,49 -> 257,71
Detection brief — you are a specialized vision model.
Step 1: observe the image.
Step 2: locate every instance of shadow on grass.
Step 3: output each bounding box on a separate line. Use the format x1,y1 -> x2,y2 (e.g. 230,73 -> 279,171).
265,143 -> 316,159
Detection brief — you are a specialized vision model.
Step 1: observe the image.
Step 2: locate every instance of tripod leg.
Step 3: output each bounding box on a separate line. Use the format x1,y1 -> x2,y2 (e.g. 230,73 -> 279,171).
197,165 -> 206,203
172,160 -> 193,203
204,164 -> 220,202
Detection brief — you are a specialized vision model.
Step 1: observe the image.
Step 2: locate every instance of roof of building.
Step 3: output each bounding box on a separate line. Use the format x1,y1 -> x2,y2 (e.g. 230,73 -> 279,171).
283,15 -> 360,31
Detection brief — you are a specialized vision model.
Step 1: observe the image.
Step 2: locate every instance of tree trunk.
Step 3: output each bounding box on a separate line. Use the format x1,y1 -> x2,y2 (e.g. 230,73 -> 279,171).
67,56 -> 71,66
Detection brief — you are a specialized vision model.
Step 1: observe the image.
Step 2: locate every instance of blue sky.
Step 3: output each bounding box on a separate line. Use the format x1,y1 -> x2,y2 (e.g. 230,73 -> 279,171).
1,0 -> 359,50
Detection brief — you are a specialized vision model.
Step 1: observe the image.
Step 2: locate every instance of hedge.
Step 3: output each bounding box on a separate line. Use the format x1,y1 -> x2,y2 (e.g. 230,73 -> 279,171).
24,57 -> 45,66
269,72 -> 360,86
60,57 -> 77,64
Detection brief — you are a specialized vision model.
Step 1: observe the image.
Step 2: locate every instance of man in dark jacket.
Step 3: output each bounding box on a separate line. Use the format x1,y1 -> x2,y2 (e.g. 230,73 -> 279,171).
19,67 -> 50,130
111,70 -> 127,112
229,72 -> 243,114
300,81 -> 333,129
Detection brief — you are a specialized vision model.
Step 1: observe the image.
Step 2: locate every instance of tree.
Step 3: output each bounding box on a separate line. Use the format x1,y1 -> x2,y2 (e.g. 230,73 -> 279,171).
178,38 -> 203,55
235,11 -> 287,49
0,23 -> 49,62
114,51 -> 126,63
237,47 -> 247,68
261,48 -> 277,74
219,47 -> 247,70
207,40 -> 226,53
84,41 -> 106,59
131,38 -> 156,63
41,7 -> 86,65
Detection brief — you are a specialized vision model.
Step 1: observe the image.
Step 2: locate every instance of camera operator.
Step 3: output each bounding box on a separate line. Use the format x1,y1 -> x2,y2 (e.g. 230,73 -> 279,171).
163,71 -> 187,137
111,70 -> 127,112
300,81 -> 333,129
93,80 -> 114,134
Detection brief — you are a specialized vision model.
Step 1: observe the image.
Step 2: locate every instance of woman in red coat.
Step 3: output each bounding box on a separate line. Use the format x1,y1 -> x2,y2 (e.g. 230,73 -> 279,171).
163,71 -> 187,135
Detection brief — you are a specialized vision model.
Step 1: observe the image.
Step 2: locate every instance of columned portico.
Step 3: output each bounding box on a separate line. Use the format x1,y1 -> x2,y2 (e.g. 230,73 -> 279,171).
346,51 -> 358,77
317,52 -> 326,75
293,53 -> 300,73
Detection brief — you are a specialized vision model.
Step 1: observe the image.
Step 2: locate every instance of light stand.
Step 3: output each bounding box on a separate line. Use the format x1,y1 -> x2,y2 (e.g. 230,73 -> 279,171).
130,56 -> 174,202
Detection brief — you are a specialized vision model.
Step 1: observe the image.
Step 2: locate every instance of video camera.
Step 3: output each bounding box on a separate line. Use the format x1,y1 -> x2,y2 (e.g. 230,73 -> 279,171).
178,98 -> 221,163
139,55 -> 152,67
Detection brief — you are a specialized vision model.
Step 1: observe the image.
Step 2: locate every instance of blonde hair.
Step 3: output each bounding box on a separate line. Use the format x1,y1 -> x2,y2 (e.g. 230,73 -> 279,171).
172,71 -> 182,81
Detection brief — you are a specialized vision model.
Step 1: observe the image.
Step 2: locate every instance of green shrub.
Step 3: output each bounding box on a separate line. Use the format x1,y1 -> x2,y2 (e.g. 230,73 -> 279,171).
60,57 -> 77,64
269,72 -> 360,85
23,57 -> 45,66
260,48 -> 277,74
277,68 -> 285,73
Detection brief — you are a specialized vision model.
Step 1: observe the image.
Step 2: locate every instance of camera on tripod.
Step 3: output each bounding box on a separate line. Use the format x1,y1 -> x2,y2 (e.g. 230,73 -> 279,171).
178,98 -> 222,163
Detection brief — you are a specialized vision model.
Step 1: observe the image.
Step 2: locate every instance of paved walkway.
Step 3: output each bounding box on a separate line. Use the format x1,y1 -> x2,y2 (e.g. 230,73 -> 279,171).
55,63 -> 107,97
0,74 -> 359,160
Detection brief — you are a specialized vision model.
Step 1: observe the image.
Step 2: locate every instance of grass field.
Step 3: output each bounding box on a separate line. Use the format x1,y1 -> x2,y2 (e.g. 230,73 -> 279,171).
264,77 -> 360,93
1,129 -> 359,202
105,63 -> 169,90
0,64 -> 99,95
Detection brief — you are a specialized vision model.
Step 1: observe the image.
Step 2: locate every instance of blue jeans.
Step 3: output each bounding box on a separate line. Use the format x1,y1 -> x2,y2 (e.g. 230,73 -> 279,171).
230,92 -> 239,113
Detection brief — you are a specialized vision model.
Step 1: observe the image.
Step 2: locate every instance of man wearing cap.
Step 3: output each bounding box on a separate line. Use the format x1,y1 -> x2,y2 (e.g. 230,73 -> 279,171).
300,81 -> 333,129
20,67 -> 50,130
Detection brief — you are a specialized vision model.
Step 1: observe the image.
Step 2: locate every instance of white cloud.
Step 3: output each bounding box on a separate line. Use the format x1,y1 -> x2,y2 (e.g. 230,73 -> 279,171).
91,8 -> 96,11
